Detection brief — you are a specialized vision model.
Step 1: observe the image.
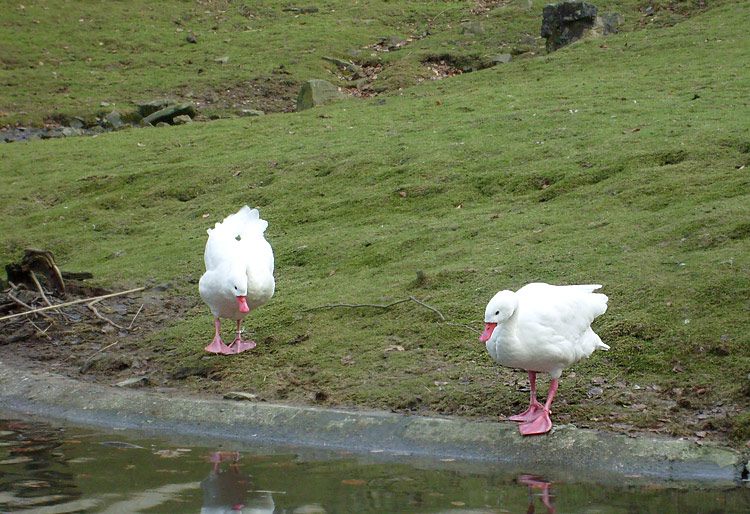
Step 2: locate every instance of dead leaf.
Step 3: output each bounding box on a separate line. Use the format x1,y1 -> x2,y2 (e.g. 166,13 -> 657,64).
622,127 -> 640,134
695,431 -> 707,438
341,355 -> 355,365
232,169 -> 242,177
342,479 -> 366,485
384,345 -> 405,352
328,270 -> 336,276
398,191 -> 407,197
202,213 -> 210,218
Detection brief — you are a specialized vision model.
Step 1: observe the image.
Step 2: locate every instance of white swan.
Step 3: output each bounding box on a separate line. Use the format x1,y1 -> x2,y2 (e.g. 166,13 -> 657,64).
480,283 -> 609,435
199,206 -> 274,354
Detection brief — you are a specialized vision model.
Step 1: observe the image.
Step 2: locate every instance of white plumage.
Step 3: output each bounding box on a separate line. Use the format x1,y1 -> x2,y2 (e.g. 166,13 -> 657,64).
199,206 -> 274,354
480,283 -> 609,435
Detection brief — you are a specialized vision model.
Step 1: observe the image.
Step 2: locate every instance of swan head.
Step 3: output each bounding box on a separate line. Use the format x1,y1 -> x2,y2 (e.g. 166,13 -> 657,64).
227,267 -> 250,313
479,290 -> 518,342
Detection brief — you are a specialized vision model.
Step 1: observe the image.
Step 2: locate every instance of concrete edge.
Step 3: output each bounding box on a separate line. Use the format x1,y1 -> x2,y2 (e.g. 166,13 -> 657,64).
0,361 -> 744,487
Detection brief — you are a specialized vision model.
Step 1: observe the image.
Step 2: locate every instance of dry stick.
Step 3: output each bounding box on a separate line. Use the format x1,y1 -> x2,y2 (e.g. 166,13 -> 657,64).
0,287 -> 145,322
303,296 -> 446,321
27,319 -> 52,340
127,304 -> 144,330
29,271 -> 53,308
439,321 -> 480,334
6,289 -> 54,322
83,340 -> 119,365
87,299 -> 126,331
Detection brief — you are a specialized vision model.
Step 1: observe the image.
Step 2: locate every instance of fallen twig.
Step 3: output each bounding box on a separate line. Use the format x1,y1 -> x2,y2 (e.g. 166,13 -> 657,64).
27,319 -> 52,340
0,287 -> 145,322
127,304 -> 144,330
29,271 -> 53,308
82,340 -> 119,365
303,296 -> 446,321
6,289 -> 54,322
87,298 -> 126,331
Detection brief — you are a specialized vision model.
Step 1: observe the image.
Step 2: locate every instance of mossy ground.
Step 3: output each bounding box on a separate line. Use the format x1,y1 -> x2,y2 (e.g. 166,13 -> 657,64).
1,0 -> 748,447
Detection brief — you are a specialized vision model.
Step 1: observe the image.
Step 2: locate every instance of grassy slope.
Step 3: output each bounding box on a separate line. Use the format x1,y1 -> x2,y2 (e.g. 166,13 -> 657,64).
1,1 -> 749,443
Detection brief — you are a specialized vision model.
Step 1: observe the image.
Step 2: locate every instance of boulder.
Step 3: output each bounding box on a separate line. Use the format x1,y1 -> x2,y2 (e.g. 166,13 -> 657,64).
296,79 -> 347,111
240,109 -> 265,117
103,109 -> 125,129
172,114 -> 192,125
141,102 -> 197,125
137,99 -> 174,117
492,53 -> 513,64
541,1 -> 598,52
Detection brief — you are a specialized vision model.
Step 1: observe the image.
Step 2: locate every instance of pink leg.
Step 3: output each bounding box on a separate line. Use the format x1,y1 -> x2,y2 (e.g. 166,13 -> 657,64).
205,319 -> 235,354
519,378 -> 558,436
228,320 -> 256,354
510,371 -> 545,422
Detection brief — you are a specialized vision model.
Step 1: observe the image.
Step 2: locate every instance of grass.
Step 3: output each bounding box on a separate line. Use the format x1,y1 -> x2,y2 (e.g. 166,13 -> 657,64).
1,0 -> 749,445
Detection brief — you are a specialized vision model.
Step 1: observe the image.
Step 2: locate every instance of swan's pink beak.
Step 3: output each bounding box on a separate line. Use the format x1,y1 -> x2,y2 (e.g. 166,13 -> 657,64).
237,296 -> 250,313
479,322 -> 497,342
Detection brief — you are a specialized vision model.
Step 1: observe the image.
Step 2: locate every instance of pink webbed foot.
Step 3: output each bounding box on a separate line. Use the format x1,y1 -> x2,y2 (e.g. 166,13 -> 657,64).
519,409 -> 553,436
205,336 -> 235,355
228,338 -> 257,354
509,400 -> 545,422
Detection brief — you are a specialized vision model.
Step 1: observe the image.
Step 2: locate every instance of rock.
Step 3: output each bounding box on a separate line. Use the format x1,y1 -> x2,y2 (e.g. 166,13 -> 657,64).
186,34 -> 198,44
69,117 -> 86,129
296,79 -> 347,112
116,377 -> 150,388
141,102 -> 197,125
103,109 -> 125,129
240,109 -> 265,117
61,127 -> 85,137
172,114 -> 192,125
293,505 -> 327,514
214,56 -> 229,64
541,1 -> 598,52
322,56 -> 361,73
461,21 -> 485,36
89,125 -> 105,135
138,100 -> 173,117
155,121 -> 170,127
597,12 -> 624,35
511,0 -> 534,9
492,53 -> 513,64
512,34 -> 539,55
223,391 -> 259,401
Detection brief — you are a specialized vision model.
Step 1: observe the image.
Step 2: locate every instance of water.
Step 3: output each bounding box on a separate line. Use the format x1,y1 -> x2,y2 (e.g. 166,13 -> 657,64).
1,416 -> 748,513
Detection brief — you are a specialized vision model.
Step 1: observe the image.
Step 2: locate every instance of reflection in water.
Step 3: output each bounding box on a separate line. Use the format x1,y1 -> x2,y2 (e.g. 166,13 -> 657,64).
202,451 -> 275,514
519,475 -> 555,514
0,420 -> 82,511
0,416 -> 749,513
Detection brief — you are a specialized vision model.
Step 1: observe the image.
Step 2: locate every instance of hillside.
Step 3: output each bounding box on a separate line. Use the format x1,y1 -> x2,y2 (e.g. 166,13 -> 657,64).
1,0 -> 748,446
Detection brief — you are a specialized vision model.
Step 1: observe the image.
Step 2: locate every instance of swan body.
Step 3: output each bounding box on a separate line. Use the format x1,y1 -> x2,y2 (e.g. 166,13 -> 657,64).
199,206 -> 274,354
480,283 -> 609,435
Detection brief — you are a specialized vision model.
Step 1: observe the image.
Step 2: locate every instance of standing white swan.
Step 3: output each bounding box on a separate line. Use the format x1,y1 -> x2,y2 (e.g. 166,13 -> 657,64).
199,206 -> 275,355
480,283 -> 609,435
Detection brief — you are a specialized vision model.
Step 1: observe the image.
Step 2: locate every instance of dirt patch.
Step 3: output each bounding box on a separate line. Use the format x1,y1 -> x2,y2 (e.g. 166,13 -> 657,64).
186,70 -> 301,115
0,261 -> 185,389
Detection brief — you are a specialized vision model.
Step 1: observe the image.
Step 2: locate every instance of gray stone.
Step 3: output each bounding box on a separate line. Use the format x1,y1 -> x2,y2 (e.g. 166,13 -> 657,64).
172,114 -> 192,125
103,109 -> 125,129
296,79 -> 347,112
511,0 -> 534,9
89,126 -> 106,134
116,377 -> 149,388
138,100 -> 173,118
322,56 -> 361,73
541,1 -> 599,52
492,53 -> 513,64
141,103 -> 197,125
61,127 -> 85,137
597,12 -> 624,35
155,122 -> 170,128
461,21 -> 485,36
240,109 -> 265,117
223,391 -> 259,401
69,117 -> 85,129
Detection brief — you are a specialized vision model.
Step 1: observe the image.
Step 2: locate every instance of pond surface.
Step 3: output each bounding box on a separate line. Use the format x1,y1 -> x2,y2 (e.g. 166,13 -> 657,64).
1,415 -> 748,513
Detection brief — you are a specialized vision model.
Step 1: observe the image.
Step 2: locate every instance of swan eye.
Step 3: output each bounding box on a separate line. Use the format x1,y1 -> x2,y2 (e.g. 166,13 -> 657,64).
495,310 -> 500,315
